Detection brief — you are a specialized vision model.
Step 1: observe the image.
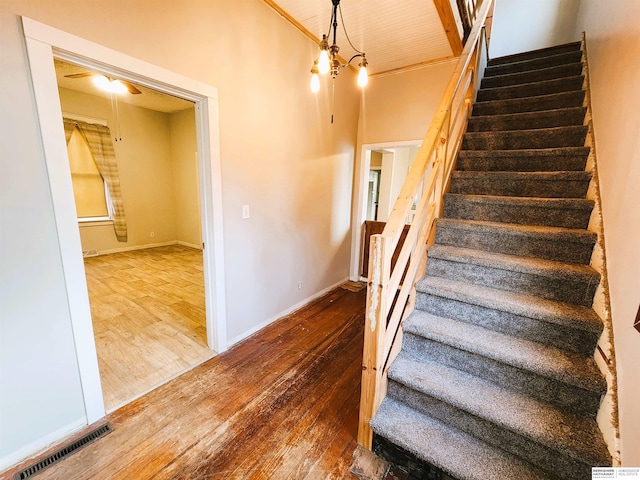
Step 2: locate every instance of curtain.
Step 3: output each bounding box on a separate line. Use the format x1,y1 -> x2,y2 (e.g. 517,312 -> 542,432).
63,118 -> 128,242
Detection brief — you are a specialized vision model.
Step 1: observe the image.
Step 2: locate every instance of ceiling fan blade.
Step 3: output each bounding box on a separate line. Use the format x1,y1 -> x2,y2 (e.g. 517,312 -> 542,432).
65,73 -> 94,79
122,81 -> 142,95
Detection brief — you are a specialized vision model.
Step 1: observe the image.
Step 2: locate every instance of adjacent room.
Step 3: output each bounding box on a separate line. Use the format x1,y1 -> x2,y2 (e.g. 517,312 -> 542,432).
56,59 -> 214,411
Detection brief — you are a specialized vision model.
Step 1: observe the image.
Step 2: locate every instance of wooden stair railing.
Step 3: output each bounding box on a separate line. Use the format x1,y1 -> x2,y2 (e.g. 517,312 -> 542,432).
357,0 -> 495,449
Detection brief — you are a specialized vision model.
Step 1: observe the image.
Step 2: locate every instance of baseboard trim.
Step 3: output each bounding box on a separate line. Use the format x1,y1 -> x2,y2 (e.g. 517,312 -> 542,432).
86,240 -> 202,256
228,276 -> 350,348
0,417 -> 86,472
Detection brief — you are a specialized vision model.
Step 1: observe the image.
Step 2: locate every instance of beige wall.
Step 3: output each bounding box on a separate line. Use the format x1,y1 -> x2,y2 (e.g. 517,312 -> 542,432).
170,108 -> 201,247
357,60 -> 457,146
490,0 -> 581,58
0,0 -> 359,468
574,0 -> 640,465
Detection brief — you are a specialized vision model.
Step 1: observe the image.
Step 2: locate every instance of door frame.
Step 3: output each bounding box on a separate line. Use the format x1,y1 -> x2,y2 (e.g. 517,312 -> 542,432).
349,140 -> 422,282
21,17 -> 228,424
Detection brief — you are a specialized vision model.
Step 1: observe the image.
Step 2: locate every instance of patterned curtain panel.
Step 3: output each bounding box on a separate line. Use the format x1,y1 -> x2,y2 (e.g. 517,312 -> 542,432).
63,118 -> 128,242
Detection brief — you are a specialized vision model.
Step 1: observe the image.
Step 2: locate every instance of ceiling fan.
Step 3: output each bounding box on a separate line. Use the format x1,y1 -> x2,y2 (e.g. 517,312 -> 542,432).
64,72 -> 142,95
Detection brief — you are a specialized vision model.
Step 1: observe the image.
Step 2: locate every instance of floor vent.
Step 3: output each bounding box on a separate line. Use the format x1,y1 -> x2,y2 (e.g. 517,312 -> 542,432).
14,424 -> 112,480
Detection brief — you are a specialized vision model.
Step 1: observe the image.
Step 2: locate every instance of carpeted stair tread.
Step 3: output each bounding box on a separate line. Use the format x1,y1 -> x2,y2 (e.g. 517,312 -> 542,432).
473,90 -> 585,116
476,75 -> 584,102
388,354 -> 611,469
487,42 -> 581,67
481,62 -> 583,89
466,107 -> 587,132
370,397 -> 552,480
428,244 -> 598,287
450,170 -> 591,198
415,275 -> 601,356
443,194 -> 594,229
462,125 -> 587,150
484,50 -> 583,77
435,218 -> 596,264
416,275 -> 602,334
403,310 -> 605,395
456,146 -> 590,172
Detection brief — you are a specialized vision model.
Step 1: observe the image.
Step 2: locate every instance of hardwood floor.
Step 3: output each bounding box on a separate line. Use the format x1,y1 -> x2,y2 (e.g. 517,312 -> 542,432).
85,245 -> 214,411
4,287 -> 367,480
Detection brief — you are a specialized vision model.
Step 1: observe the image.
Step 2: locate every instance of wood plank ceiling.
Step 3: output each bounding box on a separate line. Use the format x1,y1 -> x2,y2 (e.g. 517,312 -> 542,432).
264,0 -> 464,76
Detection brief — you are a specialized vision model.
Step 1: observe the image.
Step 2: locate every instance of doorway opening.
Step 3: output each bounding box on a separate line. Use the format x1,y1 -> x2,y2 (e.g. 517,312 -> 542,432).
56,58 -> 215,411
350,141 -> 422,281
22,16 -> 227,424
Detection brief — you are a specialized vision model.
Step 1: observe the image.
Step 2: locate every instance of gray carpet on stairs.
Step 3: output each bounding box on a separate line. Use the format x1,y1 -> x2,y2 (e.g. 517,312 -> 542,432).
370,41 -> 611,480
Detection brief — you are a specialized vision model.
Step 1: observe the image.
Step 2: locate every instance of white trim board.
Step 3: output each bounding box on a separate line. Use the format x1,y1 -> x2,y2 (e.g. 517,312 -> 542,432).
81,240 -> 202,257
21,17 -> 227,428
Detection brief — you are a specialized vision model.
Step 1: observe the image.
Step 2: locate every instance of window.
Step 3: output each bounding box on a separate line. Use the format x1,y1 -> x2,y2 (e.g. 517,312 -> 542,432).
67,127 -> 111,222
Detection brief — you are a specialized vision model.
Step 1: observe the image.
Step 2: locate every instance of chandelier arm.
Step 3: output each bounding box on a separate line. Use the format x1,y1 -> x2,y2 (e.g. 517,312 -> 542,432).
342,53 -> 365,68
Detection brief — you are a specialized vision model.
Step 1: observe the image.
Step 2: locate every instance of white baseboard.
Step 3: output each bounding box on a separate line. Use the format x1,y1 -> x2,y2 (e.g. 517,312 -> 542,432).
87,240 -> 202,256
0,417 -> 86,471
176,240 -> 202,250
228,276 -> 350,347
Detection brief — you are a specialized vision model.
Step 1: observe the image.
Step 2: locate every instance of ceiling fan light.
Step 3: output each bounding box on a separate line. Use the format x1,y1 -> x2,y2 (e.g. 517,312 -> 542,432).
93,75 -> 128,94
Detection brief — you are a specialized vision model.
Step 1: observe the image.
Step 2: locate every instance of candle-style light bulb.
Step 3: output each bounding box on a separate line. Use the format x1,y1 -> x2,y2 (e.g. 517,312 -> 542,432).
357,56 -> 369,87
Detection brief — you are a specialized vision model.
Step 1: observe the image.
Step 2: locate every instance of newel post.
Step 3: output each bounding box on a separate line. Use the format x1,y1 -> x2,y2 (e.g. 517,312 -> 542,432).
358,233 -> 391,449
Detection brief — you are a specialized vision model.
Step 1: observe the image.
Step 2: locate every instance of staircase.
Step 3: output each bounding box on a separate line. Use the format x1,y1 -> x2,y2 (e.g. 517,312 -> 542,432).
369,42 -> 611,480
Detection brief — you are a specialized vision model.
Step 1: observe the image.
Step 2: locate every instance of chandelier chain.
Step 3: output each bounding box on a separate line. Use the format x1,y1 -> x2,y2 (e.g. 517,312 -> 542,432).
339,4 -> 364,55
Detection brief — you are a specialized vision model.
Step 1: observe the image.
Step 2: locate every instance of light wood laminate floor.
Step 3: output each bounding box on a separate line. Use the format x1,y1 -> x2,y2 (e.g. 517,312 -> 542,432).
85,245 -> 214,411
5,287 -> 368,479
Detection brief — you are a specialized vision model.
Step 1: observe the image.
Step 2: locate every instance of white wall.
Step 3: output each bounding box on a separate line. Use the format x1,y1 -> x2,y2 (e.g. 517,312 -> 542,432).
0,0 -> 359,468
490,0 -> 581,58
0,9 -> 86,469
574,0 -> 640,466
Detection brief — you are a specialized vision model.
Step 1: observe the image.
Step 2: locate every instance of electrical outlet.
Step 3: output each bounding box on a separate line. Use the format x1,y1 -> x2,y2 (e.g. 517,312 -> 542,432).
150,231 -> 155,237
298,281 -> 302,290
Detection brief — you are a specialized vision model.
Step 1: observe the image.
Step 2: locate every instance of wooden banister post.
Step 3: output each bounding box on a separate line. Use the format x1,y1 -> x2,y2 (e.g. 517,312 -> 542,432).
358,234 -> 391,449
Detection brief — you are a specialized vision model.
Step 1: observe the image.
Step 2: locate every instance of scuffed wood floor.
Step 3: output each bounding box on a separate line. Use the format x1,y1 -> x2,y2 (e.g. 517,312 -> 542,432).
6,286 -> 367,479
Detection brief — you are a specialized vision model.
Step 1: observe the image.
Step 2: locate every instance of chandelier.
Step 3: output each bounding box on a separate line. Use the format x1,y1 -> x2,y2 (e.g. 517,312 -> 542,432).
310,0 -> 369,93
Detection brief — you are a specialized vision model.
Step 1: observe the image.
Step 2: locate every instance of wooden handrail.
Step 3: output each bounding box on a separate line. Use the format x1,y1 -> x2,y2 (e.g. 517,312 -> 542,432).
357,0 -> 494,449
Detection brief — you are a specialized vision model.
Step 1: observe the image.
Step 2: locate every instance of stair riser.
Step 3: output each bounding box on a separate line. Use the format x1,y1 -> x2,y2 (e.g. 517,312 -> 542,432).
435,224 -> 595,264
473,91 -> 585,116
443,196 -> 593,229
450,176 -> 590,198
456,153 -> 588,172
426,257 -> 598,307
387,381 -> 592,480
415,291 -> 598,356
462,127 -> 587,150
403,332 -> 601,416
481,63 -> 583,89
488,43 -> 581,67
372,434 -> 446,479
466,108 -> 586,132
477,76 -> 584,102
485,51 -> 583,77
